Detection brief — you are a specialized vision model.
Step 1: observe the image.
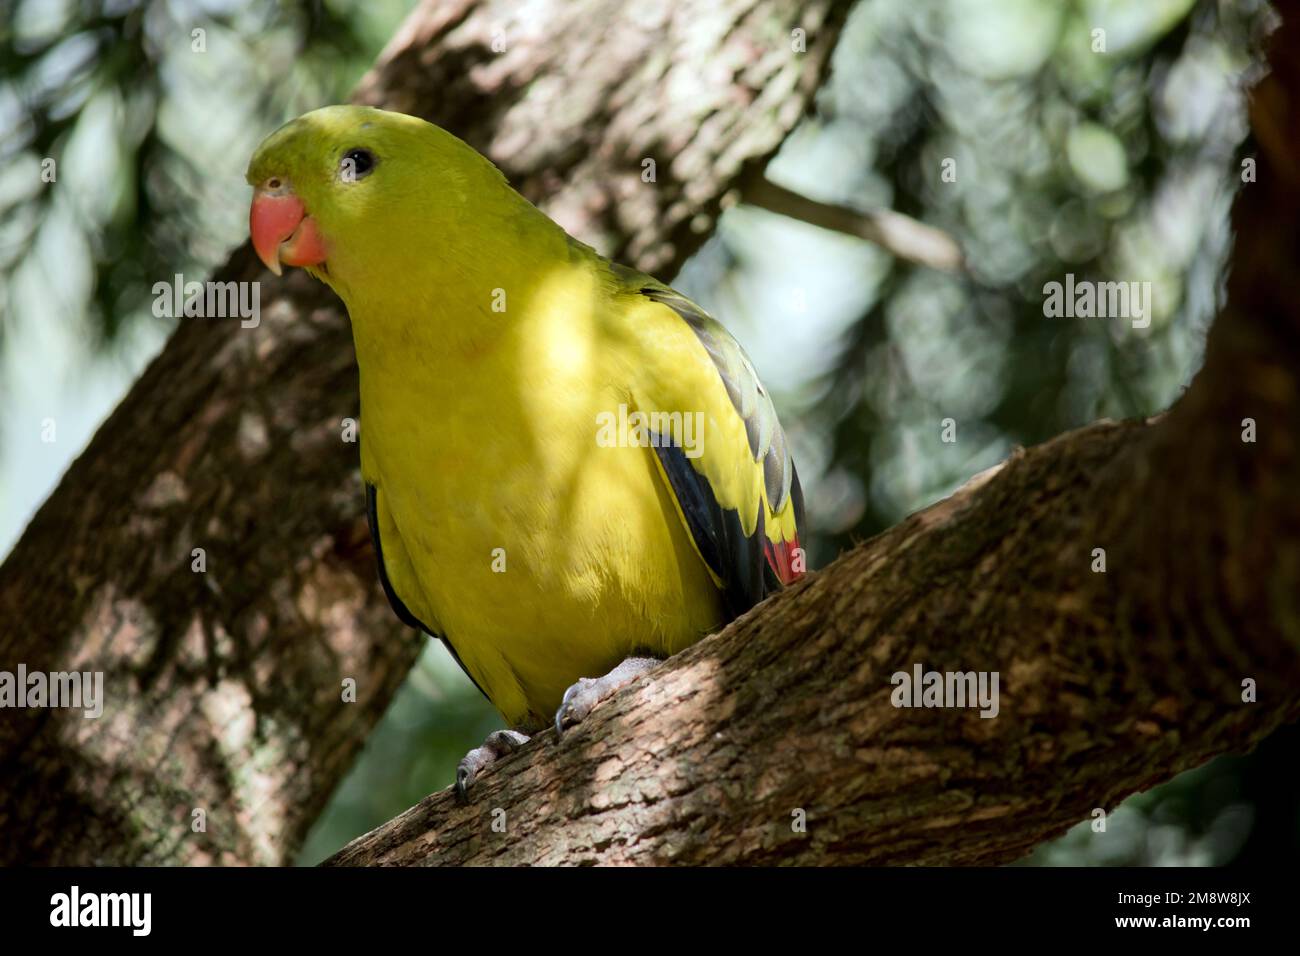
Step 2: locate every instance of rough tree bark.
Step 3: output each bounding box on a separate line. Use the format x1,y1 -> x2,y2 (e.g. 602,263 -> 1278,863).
323,12 -> 1300,865
0,0 -> 852,865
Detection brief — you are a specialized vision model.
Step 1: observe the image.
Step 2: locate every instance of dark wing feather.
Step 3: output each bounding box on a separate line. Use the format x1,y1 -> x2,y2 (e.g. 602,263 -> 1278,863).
631,280 -> 807,621
653,441 -> 767,619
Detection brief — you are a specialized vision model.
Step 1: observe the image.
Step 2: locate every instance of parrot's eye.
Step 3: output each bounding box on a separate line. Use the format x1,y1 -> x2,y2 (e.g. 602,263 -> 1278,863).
340,147 -> 376,182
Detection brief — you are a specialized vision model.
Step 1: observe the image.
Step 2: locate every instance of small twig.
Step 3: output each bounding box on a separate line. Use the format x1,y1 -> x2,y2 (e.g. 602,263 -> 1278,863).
743,176 -> 966,273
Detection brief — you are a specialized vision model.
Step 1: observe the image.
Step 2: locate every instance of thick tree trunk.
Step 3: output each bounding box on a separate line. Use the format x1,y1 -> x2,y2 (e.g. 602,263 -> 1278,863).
0,0 -> 851,865
323,10 -> 1300,866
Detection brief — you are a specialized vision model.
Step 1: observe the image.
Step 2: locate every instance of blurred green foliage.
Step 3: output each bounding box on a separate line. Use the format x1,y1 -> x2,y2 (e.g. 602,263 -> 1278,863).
1,0 -> 1293,867
692,0 -> 1267,558
0,0 -> 409,348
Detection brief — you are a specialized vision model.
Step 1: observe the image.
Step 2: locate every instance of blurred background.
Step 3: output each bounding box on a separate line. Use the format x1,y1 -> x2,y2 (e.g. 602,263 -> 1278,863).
1,0 -> 1293,866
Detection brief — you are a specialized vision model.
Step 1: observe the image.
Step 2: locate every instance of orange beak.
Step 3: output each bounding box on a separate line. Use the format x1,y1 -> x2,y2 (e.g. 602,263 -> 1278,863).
249,183 -> 328,275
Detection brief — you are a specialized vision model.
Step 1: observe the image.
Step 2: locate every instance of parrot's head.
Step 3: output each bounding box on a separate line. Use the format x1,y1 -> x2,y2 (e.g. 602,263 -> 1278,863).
245,104 -> 508,294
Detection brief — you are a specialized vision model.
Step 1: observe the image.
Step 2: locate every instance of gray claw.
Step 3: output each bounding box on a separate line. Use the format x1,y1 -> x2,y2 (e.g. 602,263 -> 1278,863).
555,678 -> 595,737
455,765 -> 474,803
455,729 -> 530,802
553,657 -> 660,740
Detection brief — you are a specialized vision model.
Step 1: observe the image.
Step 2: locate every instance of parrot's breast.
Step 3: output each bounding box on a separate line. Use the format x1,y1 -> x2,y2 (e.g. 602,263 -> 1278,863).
353,274 -> 723,727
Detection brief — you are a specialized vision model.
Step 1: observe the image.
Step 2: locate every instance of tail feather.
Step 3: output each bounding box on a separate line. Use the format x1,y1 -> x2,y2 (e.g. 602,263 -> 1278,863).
763,535 -> 804,587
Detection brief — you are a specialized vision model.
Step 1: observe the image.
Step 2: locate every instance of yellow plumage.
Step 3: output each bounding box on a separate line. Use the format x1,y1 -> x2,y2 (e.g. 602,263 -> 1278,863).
247,106 -> 803,729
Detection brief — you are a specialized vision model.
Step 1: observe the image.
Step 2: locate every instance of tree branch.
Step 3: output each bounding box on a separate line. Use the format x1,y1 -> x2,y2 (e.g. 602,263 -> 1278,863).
324,413 -> 1296,865
743,175 -> 967,272
324,11 -> 1300,866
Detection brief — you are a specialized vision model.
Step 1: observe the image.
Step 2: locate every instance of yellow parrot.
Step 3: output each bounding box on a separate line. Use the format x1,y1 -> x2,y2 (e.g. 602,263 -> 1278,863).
247,105 -> 806,798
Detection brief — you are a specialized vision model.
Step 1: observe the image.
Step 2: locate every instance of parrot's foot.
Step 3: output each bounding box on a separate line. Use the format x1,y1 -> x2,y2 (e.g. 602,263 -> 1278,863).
554,656 -> 660,737
456,729 -> 531,802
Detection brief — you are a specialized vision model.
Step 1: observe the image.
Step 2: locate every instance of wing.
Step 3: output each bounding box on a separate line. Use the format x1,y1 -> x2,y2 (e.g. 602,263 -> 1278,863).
616,269 -> 807,619
366,482 -> 488,701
